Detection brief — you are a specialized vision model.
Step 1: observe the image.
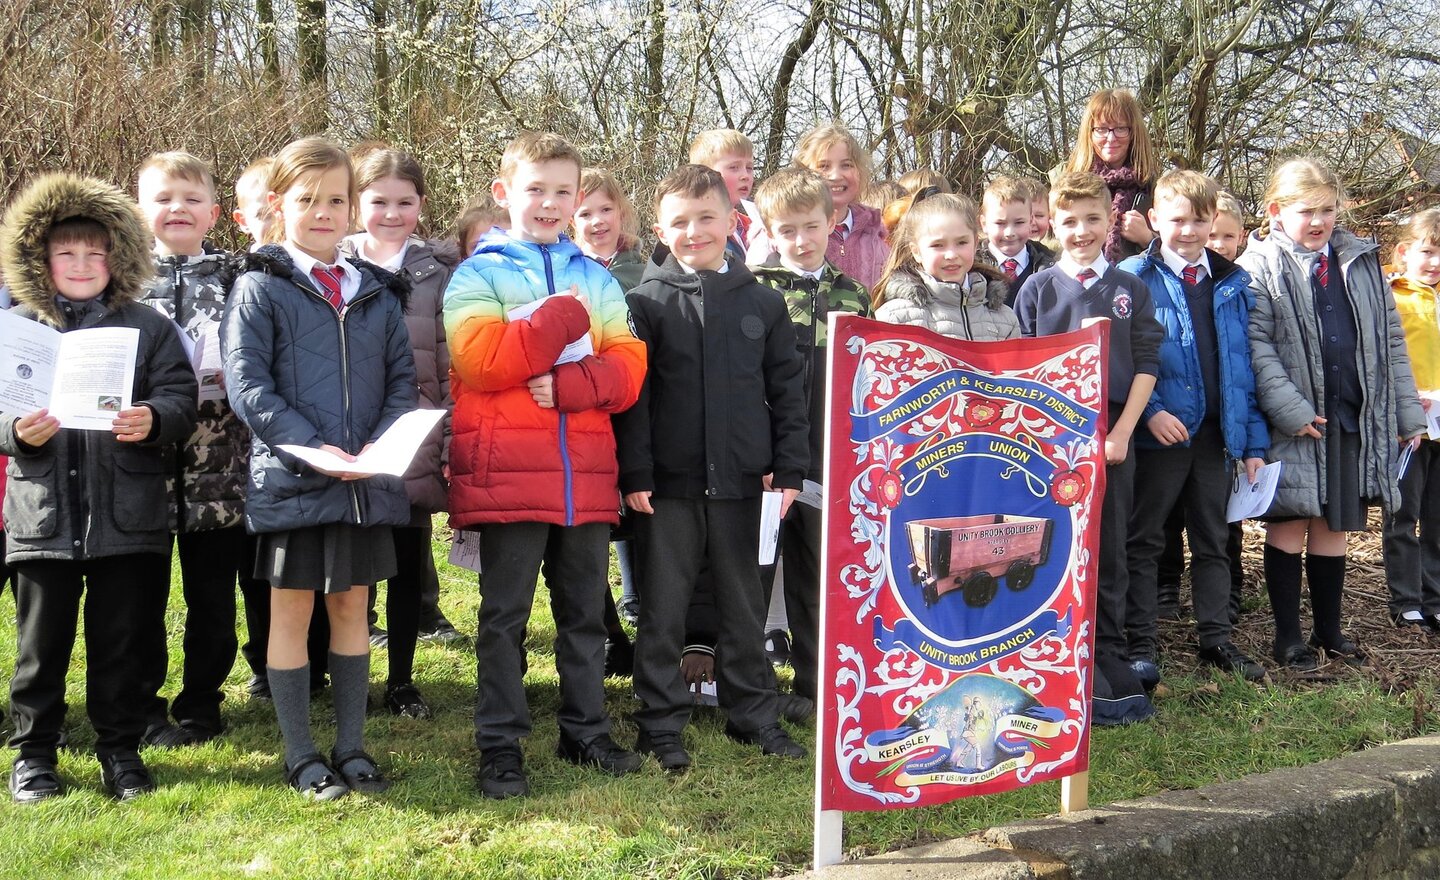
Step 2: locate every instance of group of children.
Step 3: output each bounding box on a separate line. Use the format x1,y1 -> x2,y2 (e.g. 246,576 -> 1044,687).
1,100 -> 1436,803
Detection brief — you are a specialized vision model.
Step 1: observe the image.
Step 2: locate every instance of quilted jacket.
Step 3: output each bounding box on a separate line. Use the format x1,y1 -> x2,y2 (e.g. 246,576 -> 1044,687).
221,245 -> 417,533
443,230 -> 646,526
874,267 -> 1020,342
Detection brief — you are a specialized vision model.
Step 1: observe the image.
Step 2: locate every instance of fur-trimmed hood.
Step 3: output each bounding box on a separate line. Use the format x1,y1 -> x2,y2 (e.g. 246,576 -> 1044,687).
0,173 -> 154,327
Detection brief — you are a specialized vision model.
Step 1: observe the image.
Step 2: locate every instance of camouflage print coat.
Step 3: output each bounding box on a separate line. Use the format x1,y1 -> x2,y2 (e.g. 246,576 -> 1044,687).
750,256 -> 871,481
141,249 -> 250,533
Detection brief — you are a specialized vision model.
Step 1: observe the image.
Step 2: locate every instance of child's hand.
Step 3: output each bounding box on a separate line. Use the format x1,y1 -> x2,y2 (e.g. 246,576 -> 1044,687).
1104,431 -> 1130,465
112,406 -> 153,442
1145,411 -> 1188,446
1118,210 -> 1153,245
312,443 -> 370,481
1295,415 -> 1326,439
1422,398 -> 1433,413
527,373 -> 556,408
681,651 -> 715,688
624,491 -> 654,514
14,409 -> 60,448
560,284 -> 589,313
1243,457 -> 1266,483
779,487 -> 799,518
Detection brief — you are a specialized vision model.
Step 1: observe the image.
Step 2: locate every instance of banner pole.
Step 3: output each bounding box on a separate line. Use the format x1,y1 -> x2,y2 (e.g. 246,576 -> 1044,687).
814,313 -> 844,870
1060,771 -> 1089,814
814,808 -> 844,869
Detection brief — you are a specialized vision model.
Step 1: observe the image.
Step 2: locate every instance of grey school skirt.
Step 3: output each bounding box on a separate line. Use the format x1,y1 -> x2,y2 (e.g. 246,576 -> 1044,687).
1261,428 -> 1368,531
254,523 -> 397,593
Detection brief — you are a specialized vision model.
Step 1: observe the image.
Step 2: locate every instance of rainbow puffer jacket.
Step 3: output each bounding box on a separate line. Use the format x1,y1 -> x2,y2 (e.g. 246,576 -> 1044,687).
443,230 -> 645,526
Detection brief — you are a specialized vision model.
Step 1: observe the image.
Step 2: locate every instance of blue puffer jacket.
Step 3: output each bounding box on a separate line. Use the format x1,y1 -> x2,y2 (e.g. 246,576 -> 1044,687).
1119,243 -> 1268,459
221,245 -> 418,534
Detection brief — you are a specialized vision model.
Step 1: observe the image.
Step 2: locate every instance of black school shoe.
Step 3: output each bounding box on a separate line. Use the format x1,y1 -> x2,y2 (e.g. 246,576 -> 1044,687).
384,682 -> 433,720
418,619 -> 466,644
777,693 -> 816,725
476,746 -> 529,799
764,630 -> 792,667
9,757 -> 64,804
603,636 -> 634,678
142,720 -> 204,748
725,723 -> 807,758
285,753 -> 349,801
1308,633 -> 1367,666
247,673 -> 273,701
635,729 -> 691,772
1197,642 -> 1266,682
556,732 -> 642,776
1273,642 -> 1319,672
100,752 -> 156,801
330,748 -> 391,793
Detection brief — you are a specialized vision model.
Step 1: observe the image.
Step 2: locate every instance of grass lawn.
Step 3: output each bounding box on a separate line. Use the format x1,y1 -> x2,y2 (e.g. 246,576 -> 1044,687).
0,531 -> 1432,879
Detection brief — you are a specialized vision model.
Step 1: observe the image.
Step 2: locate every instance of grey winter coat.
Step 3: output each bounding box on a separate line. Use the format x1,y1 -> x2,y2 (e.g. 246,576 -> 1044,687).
1240,226 -> 1425,517
0,173 -> 198,562
221,245 -> 418,534
874,268 -> 1020,341
141,249 -> 250,533
341,237 -> 457,514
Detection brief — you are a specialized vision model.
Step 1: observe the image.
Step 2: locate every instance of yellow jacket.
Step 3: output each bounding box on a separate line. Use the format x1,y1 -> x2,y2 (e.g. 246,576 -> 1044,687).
1391,271 -> 1440,392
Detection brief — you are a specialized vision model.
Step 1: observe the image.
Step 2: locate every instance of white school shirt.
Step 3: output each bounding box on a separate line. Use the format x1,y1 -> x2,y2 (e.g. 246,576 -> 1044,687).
284,243 -> 362,303
988,243 -> 1029,272
1160,245 -> 1210,283
1056,253 -> 1109,289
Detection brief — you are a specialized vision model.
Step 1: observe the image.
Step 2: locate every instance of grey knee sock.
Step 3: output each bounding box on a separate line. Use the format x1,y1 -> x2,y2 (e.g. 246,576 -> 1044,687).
270,664 -> 318,768
329,651 -> 370,755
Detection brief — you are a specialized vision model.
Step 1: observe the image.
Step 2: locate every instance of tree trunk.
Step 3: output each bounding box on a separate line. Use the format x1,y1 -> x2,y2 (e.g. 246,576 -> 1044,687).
640,0 -> 665,151
763,0 -> 829,175
256,0 -> 280,82
297,0 -> 326,91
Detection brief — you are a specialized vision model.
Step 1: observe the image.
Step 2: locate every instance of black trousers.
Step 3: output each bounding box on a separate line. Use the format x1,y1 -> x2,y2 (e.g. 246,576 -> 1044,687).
1094,439 -> 1136,660
10,554 -> 169,761
1157,508 -> 1245,607
159,527 -> 243,728
780,500 -> 821,702
473,522 -> 612,751
1127,422 -> 1235,654
379,523 -> 429,685
1382,439 -> 1440,616
238,532 -> 329,685
633,497 -> 778,734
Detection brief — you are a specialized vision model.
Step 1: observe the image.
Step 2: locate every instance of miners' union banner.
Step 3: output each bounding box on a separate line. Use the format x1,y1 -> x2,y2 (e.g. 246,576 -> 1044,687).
817,316 -> 1108,811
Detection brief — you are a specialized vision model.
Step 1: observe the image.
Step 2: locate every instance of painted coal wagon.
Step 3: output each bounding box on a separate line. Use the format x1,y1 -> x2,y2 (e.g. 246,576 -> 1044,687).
905,514 -> 1054,607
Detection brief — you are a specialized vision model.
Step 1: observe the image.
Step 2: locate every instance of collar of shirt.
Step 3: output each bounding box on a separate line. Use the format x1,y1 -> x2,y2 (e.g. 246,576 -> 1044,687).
1160,245 -> 1209,281
836,207 -> 855,239
779,258 -> 826,280
587,250 -> 618,267
1056,253 -> 1109,286
343,233 -> 410,272
989,243 -> 1029,272
285,243 -> 362,302
677,258 -> 730,276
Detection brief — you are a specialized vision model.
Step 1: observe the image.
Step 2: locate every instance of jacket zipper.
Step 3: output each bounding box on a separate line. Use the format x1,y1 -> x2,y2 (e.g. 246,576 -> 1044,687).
171,259 -> 190,532
307,274 -> 382,525
541,244 -> 576,525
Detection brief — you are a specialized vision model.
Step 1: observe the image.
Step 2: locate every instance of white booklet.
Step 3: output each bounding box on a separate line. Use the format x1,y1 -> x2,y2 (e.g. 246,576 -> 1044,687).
174,323 -> 226,402
448,528 -> 483,573
279,408 -> 446,477
1226,460 -> 1282,522
759,489 -> 784,564
0,307 -> 138,430
506,297 -> 594,366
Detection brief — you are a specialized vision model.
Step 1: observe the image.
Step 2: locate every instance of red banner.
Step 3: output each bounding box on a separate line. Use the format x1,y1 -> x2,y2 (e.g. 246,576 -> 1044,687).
817,316 -> 1107,811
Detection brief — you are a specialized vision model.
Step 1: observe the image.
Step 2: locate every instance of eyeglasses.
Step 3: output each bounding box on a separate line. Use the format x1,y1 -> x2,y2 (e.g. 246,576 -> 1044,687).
1091,126 -> 1132,140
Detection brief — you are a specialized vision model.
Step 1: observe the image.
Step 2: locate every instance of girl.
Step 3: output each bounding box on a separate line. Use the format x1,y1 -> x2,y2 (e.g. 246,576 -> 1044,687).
748,124 -> 890,287
1381,207 -> 1440,635
872,192 -> 1019,341
342,147 -> 461,718
1060,89 -> 1159,262
573,168 -> 645,292
1241,157 -> 1425,670
455,194 -> 507,257
223,137 -> 417,799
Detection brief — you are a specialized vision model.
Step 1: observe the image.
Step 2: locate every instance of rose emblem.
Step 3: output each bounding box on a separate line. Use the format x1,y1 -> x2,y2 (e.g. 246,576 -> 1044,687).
1049,468 -> 1087,506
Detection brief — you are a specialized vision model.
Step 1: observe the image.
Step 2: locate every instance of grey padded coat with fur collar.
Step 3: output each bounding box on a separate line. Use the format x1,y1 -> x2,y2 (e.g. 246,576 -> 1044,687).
874,268 -> 1020,341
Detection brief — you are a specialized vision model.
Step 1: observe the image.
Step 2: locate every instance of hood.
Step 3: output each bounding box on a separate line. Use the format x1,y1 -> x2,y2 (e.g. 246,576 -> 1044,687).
0,173 -> 154,327
639,250 -> 757,293
472,228 -> 584,267
244,244 -> 411,311
883,266 -> 1008,310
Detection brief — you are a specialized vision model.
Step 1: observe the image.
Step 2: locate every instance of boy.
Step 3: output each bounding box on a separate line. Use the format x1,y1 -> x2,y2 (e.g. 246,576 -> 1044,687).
980,175 -> 1056,304
617,164 -> 809,769
748,167 -> 870,707
1117,170 -> 1268,682
1207,191 -> 1246,261
136,151 -> 253,744
689,129 -> 763,256
1013,171 -> 1162,719
444,132 -> 647,798
1022,177 -> 1057,250
232,157 -> 274,246
0,173 -> 198,801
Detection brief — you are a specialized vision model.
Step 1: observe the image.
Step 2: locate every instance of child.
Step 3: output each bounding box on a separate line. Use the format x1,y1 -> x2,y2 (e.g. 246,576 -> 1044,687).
617,164 -> 809,769
1207,192 -> 1246,261
455,193 -> 508,257
749,166 -> 871,705
1241,157 -> 1425,670
1380,208 -> 1440,633
444,132 -> 647,798
689,129 -> 762,256
0,173 -> 198,801
898,168 -> 950,194
223,137 -> 417,799
1014,171 -> 1162,718
341,147 -> 461,717
1022,178 -> 1057,250
1117,170 -> 1269,682
748,124 -> 890,288
232,157 -> 275,246
863,179 -> 907,213
873,191 -> 1019,341
981,175 -> 1056,303
574,167 -> 645,292
135,151 -> 251,744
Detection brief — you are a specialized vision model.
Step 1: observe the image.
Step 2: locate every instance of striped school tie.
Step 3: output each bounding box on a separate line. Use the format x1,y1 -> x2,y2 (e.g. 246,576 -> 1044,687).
312,264 -> 345,313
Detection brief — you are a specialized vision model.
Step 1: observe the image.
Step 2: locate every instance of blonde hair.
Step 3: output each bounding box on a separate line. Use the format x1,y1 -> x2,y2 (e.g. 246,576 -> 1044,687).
1263,157 -> 1346,211
753,167 -> 833,227
498,132 -> 583,185
1049,171 -> 1111,213
688,129 -> 754,167
873,192 -> 981,309
138,150 -> 216,197
793,124 -> 873,194
234,157 -> 273,210
1153,169 -> 1219,218
1215,191 -> 1244,224
1398,207 -> 1440,251
577,167 -> 641,253
898,168 -> 951,195
982,175 -> 1030,213
263,137 -> 355,245
861,179 -> 906,210
455,193 -> 506,254
1064,89 -> 1159,182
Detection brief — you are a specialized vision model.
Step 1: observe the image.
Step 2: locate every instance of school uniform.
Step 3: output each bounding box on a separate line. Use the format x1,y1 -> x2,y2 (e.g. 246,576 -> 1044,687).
982,239 -> 1056,307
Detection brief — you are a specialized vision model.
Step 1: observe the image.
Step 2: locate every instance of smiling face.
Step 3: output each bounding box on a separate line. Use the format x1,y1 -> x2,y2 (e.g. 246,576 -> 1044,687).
653,188 -> 733,272
909,212 -> 978,283
494,158 -> 579,244
1207,212 -> 1244,261
1270,196 -> 1337,253
359,175 -> 423,248
48,238 -> 110,301
572,189 -> 621,258
767,204 -> 833,274
982,198 -> 1031,258
1052,196 -> 1113,265
1149,193 -> 1212,263
711,151 -> 755,203
1030,198 -> 1051,240
1090,116 -> 1133,168
271,164 -> 352,262
138,168 -> 220,257
810,141 -> 862,218
1399,239 -> 1440,288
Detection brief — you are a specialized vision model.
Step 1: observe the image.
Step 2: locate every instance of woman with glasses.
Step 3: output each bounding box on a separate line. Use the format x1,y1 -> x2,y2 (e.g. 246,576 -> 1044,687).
1058,89 -> 1160,263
